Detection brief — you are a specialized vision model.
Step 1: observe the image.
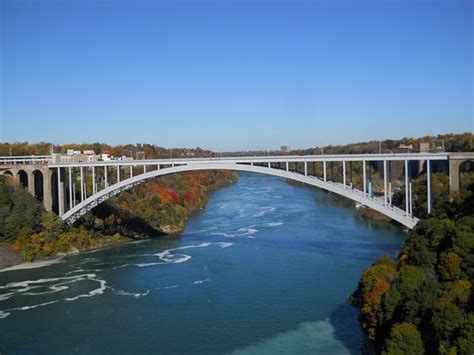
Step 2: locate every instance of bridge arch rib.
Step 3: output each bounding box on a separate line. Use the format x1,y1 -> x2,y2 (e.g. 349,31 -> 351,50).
61,163 -> 418,229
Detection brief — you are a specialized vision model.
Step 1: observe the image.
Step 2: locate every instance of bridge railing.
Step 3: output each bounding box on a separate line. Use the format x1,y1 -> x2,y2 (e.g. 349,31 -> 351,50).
0,155 -> 52,165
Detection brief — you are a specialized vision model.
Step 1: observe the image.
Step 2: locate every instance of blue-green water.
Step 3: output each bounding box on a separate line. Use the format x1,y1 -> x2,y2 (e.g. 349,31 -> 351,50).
0,173 -> 405,354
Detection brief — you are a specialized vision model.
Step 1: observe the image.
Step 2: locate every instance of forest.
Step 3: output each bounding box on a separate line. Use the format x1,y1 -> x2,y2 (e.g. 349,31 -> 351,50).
351,171 -> 474,354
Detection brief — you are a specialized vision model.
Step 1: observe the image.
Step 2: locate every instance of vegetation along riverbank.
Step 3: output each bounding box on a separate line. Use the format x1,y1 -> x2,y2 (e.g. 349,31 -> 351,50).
351,167 -> 473,352
0,170 -> 237,265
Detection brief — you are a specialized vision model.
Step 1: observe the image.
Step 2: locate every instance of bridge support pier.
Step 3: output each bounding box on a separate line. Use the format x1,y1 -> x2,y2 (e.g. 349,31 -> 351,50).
105,166 -> 108,188
405,160 -> 409,217
93,166 -> 97,194
343,160 -> 346,188
68,168 -> 73,209
363,160 -> 366,197
80,167 -> 84,202
383,160 -> 388,206
57,167 -> 65,216
27,172 -> 35,196
427,160 -> 432,215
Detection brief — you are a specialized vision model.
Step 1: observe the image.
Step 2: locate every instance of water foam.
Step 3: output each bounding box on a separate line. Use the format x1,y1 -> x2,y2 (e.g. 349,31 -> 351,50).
238,226 -> 258,236
192,278 -> 210,285
266,221 -> 284,227
113,289 -> 150,298
253,207 -> 276,217
0,273 -> 108,319
0,258 -> 64,273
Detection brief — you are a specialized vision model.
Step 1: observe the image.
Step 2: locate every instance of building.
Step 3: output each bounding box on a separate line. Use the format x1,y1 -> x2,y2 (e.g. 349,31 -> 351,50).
280,145 -> 291,153
395,144 -> 414,153
100,153 -> 111,161
419,142 -> 430,153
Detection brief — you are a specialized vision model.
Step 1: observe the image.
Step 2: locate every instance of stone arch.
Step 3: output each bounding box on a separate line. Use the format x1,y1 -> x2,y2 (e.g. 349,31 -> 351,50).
17,170 -> 29,188
51,170 -> 59,214
33,169 -> 44,201
2,170 -> 14,178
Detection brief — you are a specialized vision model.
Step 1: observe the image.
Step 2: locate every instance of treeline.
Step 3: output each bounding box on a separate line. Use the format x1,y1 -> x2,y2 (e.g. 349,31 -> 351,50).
351,177 -> 474,353
291,132 -> 473,155
0,170 -> 237,261
0,142 -> 214,159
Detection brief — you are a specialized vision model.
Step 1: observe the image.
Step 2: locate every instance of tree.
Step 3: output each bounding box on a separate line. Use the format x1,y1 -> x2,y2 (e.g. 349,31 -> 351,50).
438,252 -> 462,281
382,322 -> 424,355
456,313 -> 474,355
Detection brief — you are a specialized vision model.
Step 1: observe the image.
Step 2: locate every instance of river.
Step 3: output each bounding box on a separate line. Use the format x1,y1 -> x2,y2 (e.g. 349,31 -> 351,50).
0,173 -> 405,354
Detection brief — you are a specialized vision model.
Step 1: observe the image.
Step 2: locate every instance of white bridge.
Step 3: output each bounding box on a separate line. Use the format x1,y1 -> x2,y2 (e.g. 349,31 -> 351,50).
1,152 -> 472,229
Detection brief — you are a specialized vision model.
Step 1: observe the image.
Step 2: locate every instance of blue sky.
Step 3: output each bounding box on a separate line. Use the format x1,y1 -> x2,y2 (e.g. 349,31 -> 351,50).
1,0 -> 472,150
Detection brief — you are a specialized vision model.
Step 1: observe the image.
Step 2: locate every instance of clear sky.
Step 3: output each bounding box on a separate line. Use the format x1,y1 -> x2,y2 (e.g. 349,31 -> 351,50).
1,0 -> 472,150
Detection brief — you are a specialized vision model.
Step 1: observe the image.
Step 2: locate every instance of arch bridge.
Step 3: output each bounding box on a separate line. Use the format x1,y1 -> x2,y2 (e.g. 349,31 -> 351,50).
1,152 -> 472,229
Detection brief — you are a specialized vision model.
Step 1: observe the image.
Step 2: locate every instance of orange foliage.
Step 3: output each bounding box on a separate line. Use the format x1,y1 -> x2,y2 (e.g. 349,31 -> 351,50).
154,187 -> 180,204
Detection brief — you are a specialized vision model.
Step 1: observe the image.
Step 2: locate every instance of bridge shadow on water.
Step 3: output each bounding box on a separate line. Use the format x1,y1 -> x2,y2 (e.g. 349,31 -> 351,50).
328,301 -> 364,355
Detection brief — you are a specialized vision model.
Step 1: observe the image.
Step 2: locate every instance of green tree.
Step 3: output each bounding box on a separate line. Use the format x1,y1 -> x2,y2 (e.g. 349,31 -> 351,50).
382,322 -> 424,355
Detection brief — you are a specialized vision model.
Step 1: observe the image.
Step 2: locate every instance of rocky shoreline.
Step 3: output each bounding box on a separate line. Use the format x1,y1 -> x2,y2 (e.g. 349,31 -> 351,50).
0,242 -> 23,270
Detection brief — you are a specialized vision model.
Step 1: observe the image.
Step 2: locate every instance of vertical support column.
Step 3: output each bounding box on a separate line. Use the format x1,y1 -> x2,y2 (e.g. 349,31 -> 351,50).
304,161 -> 307,176
363,160 -> 367,197
57,167 -> 64,215
80,167 -> 84,202
389,182 -> 392,207
427,159 -> 432,215
268,161 -> 271,168
117,166 -> 121,182
383,160 -> 388,206
104,166 -> 108,188
144,165 -> 147,173
405,159 -> 409,216
285,161 -> 289,172
323,161 -> 327,182
449,159 -> 461,196
68,167 -> 72,210
43,169 -> 53,212
27,172 -> 35,196
130,165 -> 133,178
157,164 -> 160,171
343,160 -> 346,188
409,182 -> 413,218
92,166 -> 96,194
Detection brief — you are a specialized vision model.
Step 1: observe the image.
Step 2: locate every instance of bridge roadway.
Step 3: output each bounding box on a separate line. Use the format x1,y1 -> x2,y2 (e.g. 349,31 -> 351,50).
2,152 -> 471,229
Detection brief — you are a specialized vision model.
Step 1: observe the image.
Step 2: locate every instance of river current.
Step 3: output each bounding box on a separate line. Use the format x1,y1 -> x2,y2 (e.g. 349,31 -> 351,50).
0,173 -> 405,354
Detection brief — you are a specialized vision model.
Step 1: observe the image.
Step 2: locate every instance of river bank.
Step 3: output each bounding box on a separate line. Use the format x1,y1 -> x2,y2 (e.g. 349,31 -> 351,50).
0,242 -> 22,269
0,171 -> 238,269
